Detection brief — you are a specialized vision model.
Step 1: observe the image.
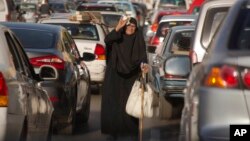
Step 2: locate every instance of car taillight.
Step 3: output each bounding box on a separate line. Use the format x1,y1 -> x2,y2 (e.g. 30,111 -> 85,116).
151,36 -> 160,46
29,55 -> 65,70
164,73 -> 185,79
204,65 -> 239,88
0,72 -> 8,107
242,69 -> 250,88
189,50 -> 198,64
95,44 -> 106,60
151,23 -> 158,32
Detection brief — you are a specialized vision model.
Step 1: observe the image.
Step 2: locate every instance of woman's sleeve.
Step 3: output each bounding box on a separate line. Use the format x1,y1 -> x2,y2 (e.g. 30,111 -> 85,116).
104,29 -> 122,45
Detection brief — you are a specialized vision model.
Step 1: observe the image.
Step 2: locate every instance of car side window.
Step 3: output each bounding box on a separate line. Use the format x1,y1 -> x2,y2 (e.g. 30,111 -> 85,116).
63,32 -> 79,62
4,31 -> 25,73
65,31 -> 80,59
11,33 -> 36,79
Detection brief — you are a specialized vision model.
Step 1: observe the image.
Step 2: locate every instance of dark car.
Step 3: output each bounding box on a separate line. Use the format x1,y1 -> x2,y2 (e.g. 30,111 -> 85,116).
0,24 -> 55,141
1,22 -> 91,134
49,1 -> 76,13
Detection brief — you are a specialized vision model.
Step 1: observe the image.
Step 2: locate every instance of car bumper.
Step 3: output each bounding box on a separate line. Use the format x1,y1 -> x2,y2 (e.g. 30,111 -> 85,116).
84,60 -> 106,83
198,87 -> 250,141
160,79 -> 187,95
0,108 -> 7,141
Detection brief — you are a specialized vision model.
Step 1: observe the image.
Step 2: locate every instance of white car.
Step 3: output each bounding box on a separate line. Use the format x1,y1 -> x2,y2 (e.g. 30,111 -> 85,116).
98,0 -> 137,18
39,16 -> 107,83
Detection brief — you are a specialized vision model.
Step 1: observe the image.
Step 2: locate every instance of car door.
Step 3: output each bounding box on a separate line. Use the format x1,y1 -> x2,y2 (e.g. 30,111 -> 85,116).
64,31 -> 88,111
8,31 -> 53,137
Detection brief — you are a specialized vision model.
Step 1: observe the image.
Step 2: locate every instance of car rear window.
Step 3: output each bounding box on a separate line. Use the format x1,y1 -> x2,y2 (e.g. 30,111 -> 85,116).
47,23 -> 99,41
76,5 -> 117,12
156,21 -> 192,37
11,29 -> 56,49
102,14 -> 121,27
229,7 -> 250,50
0,0 -> 5,11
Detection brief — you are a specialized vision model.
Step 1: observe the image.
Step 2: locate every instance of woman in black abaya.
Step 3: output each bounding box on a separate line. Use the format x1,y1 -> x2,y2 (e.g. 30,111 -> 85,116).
101,17 -> 149,140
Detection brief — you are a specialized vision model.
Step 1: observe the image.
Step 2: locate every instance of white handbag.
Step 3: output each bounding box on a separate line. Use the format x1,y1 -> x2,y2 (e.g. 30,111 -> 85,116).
126,77 -> 158,118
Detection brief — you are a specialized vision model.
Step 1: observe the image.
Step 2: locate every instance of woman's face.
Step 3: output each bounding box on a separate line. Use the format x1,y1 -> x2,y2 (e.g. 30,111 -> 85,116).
125,23 -> 136,35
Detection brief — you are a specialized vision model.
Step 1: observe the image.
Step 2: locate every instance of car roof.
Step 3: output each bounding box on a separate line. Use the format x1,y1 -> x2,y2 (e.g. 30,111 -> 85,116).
170,25 -> 196,31
79,3 -> 116,7
160,15 -> 198,22
0,22 -> 63,33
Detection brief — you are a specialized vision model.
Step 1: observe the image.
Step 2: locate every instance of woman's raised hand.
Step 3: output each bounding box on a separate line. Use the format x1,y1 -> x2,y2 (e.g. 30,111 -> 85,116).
115,17 -> 128,32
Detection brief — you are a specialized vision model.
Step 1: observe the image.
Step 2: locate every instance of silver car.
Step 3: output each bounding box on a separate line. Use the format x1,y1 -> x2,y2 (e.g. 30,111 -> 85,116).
180,0 -> 250,140
0,24 -> 55,141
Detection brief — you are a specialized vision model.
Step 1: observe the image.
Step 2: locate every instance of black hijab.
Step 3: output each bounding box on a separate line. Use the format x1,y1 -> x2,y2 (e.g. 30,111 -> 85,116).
112,18 -> 147,75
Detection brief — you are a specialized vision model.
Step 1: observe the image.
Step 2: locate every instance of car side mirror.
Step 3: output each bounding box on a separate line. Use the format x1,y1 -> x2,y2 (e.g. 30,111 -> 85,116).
39,65 -> 58,80
80,52 -> 96,62
164,55 -> 191,78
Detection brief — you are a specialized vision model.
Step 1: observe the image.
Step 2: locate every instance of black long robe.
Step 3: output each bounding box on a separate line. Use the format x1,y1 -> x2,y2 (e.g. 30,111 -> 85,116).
101,27 -> 147,136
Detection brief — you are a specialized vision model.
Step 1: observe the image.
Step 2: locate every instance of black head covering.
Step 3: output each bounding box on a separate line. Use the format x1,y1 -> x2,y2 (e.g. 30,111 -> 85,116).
111,18 -> 147,75
126,17 -> 137,27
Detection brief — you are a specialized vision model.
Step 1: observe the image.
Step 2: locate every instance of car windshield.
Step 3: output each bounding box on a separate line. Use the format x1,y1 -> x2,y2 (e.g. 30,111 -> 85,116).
47,23 -> 99,40
102,14 -> 121,27
156,21 -> 192,37
11,29 -> 56,49
170,31 -> 194,53
160,0 -> 185,6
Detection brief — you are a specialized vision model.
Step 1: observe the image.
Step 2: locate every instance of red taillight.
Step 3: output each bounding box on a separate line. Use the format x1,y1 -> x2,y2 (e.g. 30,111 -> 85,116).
0,72 -> 8,107
151,36 -> 160,46
204,65 -> 238,88
29,55 -> 65,70
49,96 -> 59,103
242,69 -> 250,88
151,23 -> 158,32
189,51 -> 198,64
94,44 -> 106,60
164,73 -> 185,79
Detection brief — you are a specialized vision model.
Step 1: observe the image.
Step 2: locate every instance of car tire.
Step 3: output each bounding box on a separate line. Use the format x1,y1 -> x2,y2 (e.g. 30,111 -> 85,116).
76,86 -> 91,124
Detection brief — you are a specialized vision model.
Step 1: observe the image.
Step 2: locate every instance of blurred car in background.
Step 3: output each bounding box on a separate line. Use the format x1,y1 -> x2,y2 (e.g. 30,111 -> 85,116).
147,15 -> 197,65
101,11 -> 122,32
39,13 -> 107,84
98,0 -> 136,18
0,24 -> 54,141
1,22 -> 92,135
49,1 -> 77,14
19,2 -> 39,23
144,9 -> 187,43
154,0 -> 186,10
0,0 -> 21,22
76,3 -> 120,12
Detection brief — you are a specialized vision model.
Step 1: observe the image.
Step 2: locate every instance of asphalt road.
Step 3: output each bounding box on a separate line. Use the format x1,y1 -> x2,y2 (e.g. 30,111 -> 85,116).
52,88 -> 180,141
